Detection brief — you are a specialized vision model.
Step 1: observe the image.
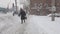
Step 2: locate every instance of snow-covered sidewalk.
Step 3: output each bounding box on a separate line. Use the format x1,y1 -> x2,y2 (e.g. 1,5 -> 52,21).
0,13 -> 26,34
24,15 -> 60,34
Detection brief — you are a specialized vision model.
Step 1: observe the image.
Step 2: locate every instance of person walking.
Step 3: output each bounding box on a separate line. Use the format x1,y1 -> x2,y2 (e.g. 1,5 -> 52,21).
18,8 -> 27,24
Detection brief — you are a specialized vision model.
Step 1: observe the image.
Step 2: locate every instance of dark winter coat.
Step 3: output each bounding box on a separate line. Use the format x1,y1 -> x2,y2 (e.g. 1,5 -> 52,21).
18,9 -> 27,20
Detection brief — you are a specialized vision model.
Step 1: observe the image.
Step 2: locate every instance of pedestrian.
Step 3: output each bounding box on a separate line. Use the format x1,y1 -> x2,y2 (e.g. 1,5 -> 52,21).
18,8 -> 27,24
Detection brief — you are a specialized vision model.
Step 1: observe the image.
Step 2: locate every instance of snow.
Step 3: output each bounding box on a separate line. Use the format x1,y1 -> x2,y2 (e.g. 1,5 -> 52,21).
0,13 -> 26,34
0,13 -> 60,34
24,15 -> 60,34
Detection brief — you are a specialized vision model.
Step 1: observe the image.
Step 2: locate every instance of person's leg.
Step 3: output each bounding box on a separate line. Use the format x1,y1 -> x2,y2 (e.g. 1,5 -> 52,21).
24,19 -> 25,23
21,20 -> 23,24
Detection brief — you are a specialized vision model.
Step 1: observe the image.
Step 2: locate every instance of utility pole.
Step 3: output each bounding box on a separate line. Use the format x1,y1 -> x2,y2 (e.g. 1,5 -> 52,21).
12,3 -> 14,11
15,0 -> 17,13
51,0 -> 56,21
7,2 -> 10,12
12,3 -> 14,8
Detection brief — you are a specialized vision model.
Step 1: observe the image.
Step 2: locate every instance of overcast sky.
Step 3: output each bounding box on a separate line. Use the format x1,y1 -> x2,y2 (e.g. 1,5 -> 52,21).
0,0 -> 15,8
0,0 -> 29,9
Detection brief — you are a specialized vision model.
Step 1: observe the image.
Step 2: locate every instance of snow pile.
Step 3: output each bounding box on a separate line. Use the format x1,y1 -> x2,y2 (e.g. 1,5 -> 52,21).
0,12 -> 12,17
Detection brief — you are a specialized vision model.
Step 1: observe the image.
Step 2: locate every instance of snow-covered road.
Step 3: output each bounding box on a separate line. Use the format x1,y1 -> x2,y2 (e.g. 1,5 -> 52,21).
0,13 -> 60,34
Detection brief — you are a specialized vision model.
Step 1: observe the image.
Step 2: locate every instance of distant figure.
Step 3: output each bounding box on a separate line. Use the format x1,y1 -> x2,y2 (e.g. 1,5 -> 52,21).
18,8 -> 27,24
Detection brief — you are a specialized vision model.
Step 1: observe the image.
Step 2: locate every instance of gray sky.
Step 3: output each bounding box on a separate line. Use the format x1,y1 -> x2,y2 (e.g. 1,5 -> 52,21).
0,0 -> 15,8
0,0 -> 29,9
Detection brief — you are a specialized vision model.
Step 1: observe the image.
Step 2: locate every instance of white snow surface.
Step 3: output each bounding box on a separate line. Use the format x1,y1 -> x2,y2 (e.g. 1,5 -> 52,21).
0,13 -> 60,34
0,13 -> 26,34
24,15 -> 60,34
